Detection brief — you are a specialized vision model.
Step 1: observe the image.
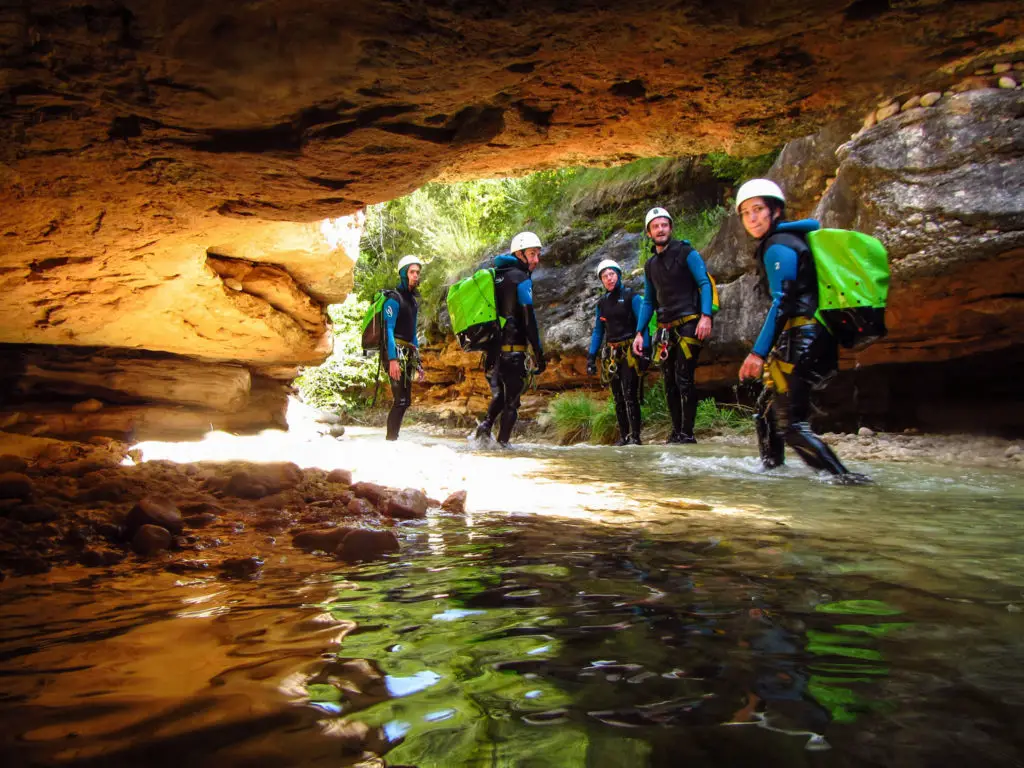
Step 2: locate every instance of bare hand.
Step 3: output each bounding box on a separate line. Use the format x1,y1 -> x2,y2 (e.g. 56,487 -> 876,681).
695,314 -> 713,341
632,333 -> 645,357
738,353 -> 764,382
388,360 -> 401,381
416,366 -> 426,383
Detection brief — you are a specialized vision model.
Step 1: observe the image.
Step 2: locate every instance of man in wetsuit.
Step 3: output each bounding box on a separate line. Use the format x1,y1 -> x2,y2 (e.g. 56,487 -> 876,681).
587,258 -> 649,445
474,231 -> 546,447
735,179 -> 868,483
631,207 -> 715,444
383,255 -> 425,441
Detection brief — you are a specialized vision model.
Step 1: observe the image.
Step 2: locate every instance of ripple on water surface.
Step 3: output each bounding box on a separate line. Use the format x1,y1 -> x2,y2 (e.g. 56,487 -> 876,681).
2,437 -> 1024,767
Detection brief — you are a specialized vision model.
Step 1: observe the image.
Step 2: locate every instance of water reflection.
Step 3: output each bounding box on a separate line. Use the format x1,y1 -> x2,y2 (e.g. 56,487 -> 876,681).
1,434 -> 1023,766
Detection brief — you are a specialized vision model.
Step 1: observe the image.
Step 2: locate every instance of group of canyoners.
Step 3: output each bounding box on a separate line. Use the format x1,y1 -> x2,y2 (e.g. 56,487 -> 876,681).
368,178 -> 889,485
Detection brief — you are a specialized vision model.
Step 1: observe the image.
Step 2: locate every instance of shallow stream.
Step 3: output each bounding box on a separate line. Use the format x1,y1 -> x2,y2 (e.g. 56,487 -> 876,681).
2,429 -> 1023,766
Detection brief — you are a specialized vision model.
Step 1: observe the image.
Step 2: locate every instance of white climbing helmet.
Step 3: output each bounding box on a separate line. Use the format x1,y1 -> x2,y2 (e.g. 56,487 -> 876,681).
596,259 -> 621,278
510,231 -> 542,254
735,179 -> 785,213
397,254 -> 422,272
644,206 -> 673,233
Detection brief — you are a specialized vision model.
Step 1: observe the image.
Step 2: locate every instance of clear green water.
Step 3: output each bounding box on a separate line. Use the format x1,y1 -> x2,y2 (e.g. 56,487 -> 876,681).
1,431 -> 1022,767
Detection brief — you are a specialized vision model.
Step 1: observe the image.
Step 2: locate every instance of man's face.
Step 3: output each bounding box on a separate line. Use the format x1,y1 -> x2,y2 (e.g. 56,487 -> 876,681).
647,217 -> 672,246
600,268 -> 619,292
406,264 -> 421,288
739,198 -> 774,239
522,247 -> 541,272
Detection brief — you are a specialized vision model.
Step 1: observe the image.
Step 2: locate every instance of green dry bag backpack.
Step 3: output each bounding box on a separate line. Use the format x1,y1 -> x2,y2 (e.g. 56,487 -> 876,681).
446,268 -> 501,351
360,290 -> 396,353
805,229 -> 890,349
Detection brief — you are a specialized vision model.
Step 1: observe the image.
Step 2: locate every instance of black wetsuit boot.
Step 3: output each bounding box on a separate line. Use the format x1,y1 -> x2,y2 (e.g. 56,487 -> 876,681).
495,352 -> 527,446
664,322 -> 701,443
386,360 -> 413,441
772,326 -> 861,478
610,368 -> 631,445
755,390 -> 785,469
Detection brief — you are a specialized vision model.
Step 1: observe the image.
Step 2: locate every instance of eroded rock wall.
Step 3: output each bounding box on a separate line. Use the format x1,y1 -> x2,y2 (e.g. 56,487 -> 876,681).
418,86 -> 1024,434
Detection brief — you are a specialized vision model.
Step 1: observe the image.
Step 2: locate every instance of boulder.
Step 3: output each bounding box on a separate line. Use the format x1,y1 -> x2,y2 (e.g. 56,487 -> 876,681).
80,547 -> 126,567
386,489 -> 429,520
132,524 -> 173,555
125,497 -> 184,536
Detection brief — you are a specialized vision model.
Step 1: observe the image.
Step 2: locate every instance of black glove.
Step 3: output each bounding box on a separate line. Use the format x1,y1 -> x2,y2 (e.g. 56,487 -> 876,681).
534,357 -> 547,375
586,356 -> 597,377
637,350 -> 651,373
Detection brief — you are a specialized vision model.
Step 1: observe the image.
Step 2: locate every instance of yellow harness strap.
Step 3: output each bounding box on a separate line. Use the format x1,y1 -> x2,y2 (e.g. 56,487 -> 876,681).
764,357 -> 795,394
500,344 -> 528,353
783,316 -> 818,331
657,313 -> 700,330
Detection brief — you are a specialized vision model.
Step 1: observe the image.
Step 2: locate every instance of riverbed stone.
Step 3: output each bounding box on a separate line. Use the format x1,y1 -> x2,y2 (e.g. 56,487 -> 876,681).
858,427 -> 876,437
219,556 -> 264,578
125,497 -> 184,535
132,524 -> 172,555
0,472 -> 34,501
919,91 -> 942,107
386,489 -> 429,520
1005,445 -> 1022,458
292,527 -> 351,553
0,455 -> 29,474
336,529 -> 400,561
10,503 -> 60,524
327,468 -> 353,485
82,479 -> 133,502
184,512 -> 220,528
80,547 -> 126,567
998,76 -> 1017,89
347,497 -> 377,517
352,482 -> 390,506
441,490 -> 468,514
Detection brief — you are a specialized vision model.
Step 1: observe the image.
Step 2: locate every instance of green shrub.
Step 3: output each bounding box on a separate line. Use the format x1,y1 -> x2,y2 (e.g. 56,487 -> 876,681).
294,297 -> 384,411
704,149 -> 781,186
548,393 -> 607,445
546,381 -> 752,445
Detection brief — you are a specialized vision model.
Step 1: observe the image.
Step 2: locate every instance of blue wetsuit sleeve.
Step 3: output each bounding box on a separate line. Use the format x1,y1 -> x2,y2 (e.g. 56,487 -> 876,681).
636,273 -> 655,333
686,250 -> 713,316
631,293 -> 650,348
588,303 -> 605,358
383,297 -> 399,360
519,278 -> 544,357
752,243 -> 799,358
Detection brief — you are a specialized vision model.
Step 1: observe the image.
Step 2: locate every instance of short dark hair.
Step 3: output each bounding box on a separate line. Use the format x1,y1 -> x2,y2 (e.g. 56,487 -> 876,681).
766,198 -> 786,220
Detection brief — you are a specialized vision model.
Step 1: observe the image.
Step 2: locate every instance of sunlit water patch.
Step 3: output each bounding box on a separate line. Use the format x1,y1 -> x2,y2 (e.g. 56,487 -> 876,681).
3,428 -> 1024,767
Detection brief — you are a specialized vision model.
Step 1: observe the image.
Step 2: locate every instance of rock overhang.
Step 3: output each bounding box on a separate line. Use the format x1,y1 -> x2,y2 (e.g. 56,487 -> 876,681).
1,0 -> 1022,370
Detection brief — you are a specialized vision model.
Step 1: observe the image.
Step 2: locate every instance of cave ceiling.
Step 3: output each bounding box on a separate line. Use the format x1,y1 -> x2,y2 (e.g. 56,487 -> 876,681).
0,0 -> 1021,364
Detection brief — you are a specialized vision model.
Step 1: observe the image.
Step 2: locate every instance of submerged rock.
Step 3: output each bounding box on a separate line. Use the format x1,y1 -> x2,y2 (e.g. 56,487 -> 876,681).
336,529 -> 400,561
326,468 -> 353,485
351,482 -> 390,506
10,503 -> 60,524
292,527 -> 351,553
0,455 -> 29,474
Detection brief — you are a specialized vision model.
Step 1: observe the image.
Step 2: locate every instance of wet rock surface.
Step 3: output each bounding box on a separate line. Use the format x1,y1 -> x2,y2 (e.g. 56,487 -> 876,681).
0,435 -> 461,579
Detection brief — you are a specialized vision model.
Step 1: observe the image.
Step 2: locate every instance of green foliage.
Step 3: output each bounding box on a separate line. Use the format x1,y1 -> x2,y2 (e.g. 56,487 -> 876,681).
294,297 -> 383,411
548,393 -> 607,445
675,206 -> 728,250
703,149 -> 781,186
546,379 -> 752,445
